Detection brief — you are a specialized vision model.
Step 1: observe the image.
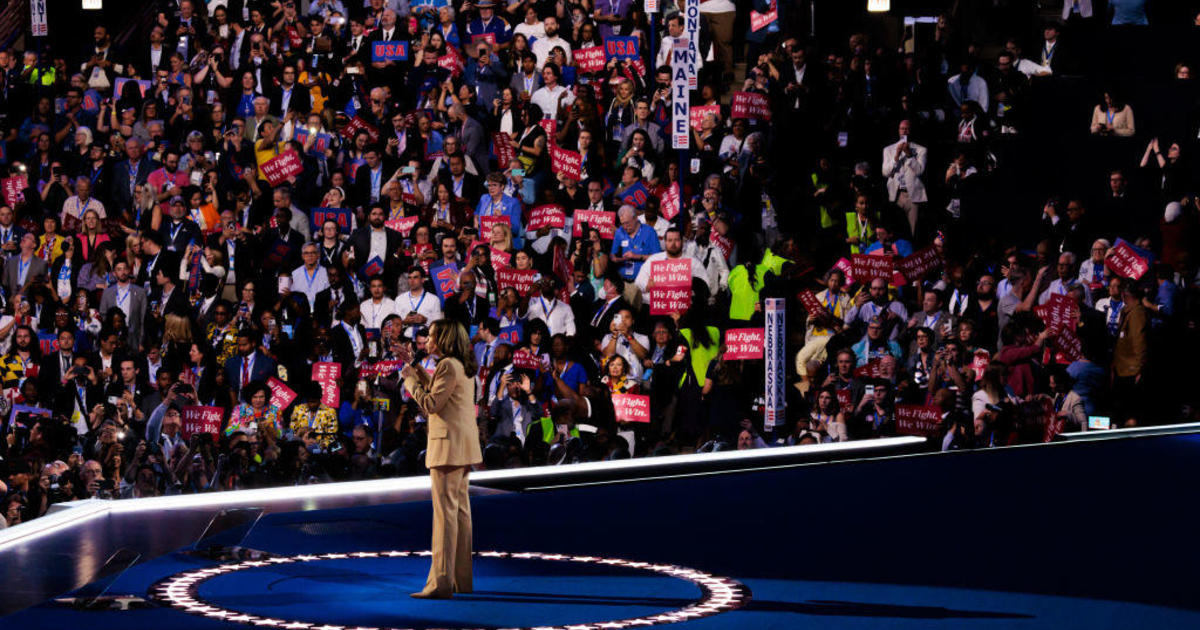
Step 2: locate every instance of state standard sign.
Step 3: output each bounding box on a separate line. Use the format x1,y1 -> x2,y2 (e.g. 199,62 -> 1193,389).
30,0 -> 48,37
671,39 -> 690,150
764,298 -> 786,429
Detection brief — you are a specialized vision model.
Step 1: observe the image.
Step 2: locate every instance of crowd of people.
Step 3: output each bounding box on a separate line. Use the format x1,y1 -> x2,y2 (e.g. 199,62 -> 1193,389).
1,0 -> 1199,527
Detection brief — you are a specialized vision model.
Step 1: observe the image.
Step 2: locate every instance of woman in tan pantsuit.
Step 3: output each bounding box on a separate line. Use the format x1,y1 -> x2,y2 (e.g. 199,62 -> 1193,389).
402,320 -> 483,599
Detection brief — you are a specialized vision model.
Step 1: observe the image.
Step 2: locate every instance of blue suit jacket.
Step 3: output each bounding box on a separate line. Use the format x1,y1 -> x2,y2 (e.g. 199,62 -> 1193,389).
224,351 -> 277,392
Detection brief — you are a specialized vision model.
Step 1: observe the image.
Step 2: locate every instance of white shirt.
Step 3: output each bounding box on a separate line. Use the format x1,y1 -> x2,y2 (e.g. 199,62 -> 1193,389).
369,228 -> 387,261
531,35 -> 572,70
699,0 -> 736,12
634,252 -> 712,296
609,330 -> 650,380
530,85 -> 574,120
395,289 -> 443,339
513,22 -> 545,41
361,296 -> 400,329
290,264 -> 330,308
682,241 -> 729,297
525,296 -> 576,337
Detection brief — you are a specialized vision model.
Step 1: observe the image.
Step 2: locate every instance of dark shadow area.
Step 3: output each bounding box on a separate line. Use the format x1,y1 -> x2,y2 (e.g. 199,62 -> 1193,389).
747,598 -> 1034,620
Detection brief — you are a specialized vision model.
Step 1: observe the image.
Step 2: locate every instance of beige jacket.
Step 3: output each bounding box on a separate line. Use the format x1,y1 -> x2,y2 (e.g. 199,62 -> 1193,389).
404,358 -> 483,467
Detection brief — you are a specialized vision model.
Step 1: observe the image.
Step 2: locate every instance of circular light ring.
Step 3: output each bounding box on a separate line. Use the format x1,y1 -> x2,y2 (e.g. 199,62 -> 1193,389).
149,550 -> 751,629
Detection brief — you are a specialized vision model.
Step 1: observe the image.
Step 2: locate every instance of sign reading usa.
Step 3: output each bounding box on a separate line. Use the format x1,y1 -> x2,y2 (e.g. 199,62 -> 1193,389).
371,41 -> 410,62
604,36 -> 639,61
311,207 -> 353,235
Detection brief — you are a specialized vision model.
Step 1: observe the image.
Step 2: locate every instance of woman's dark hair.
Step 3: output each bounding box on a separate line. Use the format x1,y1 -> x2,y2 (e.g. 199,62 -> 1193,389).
678,303 -> 714,349
523,318 -> 550,346
241,381 -> 270,404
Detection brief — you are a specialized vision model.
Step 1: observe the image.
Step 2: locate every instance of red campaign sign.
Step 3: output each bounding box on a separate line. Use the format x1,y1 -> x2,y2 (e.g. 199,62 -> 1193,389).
471,240 -> 511,269
851,254 -> 894,283
798,289 -> 824,315
711,232 -> 734,263
492,132 -> 515,167
360,360 -> 403,378
612,393 -> 651,423
750,1 -> 778,32
2,176 -> 27,206
511,349 -> 542,371
896,404 -> 941,436
896,246 -> 943,282
1034,293 -> 1078,335
311,362 -> 342,408
471,33 -> 497,47
538,118 -> 558,146
268,377 -> 298,410
1054,326 -> 1083,364
660,182 -> 681,221
437,54 -> 463,75
575,45 -> 608,73
724,328 -> 764,360
648,259 -> 693,315
385,215 -> 420,236
836,389 -> 853,413
853,359 -> 886,380
730,91 -> 771,121
970,349 -> 990,381
490,246 -> 511,269
834,257 -> 855,285
528,204 -> 566,231
479,214 -> 511,235
550,145 -> 582,181
181,406 -> 224,439
342,116 -> 380,144
689,103 -> 721,131
647,285 -> 691,315
260,149 -> 304,186
496,267 -> 539,296
1105,240 -> 1149,280
572,209 -> 616,239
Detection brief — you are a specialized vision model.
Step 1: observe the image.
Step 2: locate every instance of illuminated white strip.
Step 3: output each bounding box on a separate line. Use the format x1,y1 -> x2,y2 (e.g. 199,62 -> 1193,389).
150,550 -> 751,629
1056,422 -> 1200,442
0,437 -> 923,552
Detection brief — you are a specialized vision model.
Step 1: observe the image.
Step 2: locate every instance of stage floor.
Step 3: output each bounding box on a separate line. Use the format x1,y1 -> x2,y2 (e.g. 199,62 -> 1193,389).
6,433 -> 1200,629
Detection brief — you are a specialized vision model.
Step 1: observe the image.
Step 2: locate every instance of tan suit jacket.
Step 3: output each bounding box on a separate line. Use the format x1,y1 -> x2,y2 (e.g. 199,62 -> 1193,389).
1113,302 -> 1148,378
404,358 -> 483,467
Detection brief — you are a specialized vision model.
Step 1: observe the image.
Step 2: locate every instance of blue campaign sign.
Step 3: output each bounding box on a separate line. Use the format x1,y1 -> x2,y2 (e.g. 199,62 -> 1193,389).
294,128 -> 334,157
430,262 -> 460,304
604,36 -> 639,61
371,41 -> 410,62
619,180 -> 650,209
497,324 -> 522,346
311,207 -> 353,235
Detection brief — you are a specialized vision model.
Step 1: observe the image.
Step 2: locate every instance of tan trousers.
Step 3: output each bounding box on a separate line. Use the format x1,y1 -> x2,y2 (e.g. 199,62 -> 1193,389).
897,191 -> 920,238
704,11 -> 737,81
425,466 -> 473,594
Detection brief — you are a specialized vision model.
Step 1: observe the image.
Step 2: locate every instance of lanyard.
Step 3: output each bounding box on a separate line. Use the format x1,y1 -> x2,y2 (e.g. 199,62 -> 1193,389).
409,291 -> 426,313
17,257 -> 30,284
343,321 -> 361,356
454,177 -> 464,197
540,297 -> 555,319
116,284 -> 131,308
169,222 -> 183,242
304,266 -> 319,291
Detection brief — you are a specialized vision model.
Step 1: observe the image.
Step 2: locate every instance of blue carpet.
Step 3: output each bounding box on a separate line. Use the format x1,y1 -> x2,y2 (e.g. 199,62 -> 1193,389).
7,433 -> 1200,629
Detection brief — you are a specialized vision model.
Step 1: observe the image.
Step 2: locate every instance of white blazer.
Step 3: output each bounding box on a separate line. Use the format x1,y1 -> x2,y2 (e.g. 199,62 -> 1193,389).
1062,0 -> 1094,19
882,141 -> 928,204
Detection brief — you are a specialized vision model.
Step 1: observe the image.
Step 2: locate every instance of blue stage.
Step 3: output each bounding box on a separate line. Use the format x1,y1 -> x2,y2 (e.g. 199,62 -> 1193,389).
5,433 -> 1200,629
